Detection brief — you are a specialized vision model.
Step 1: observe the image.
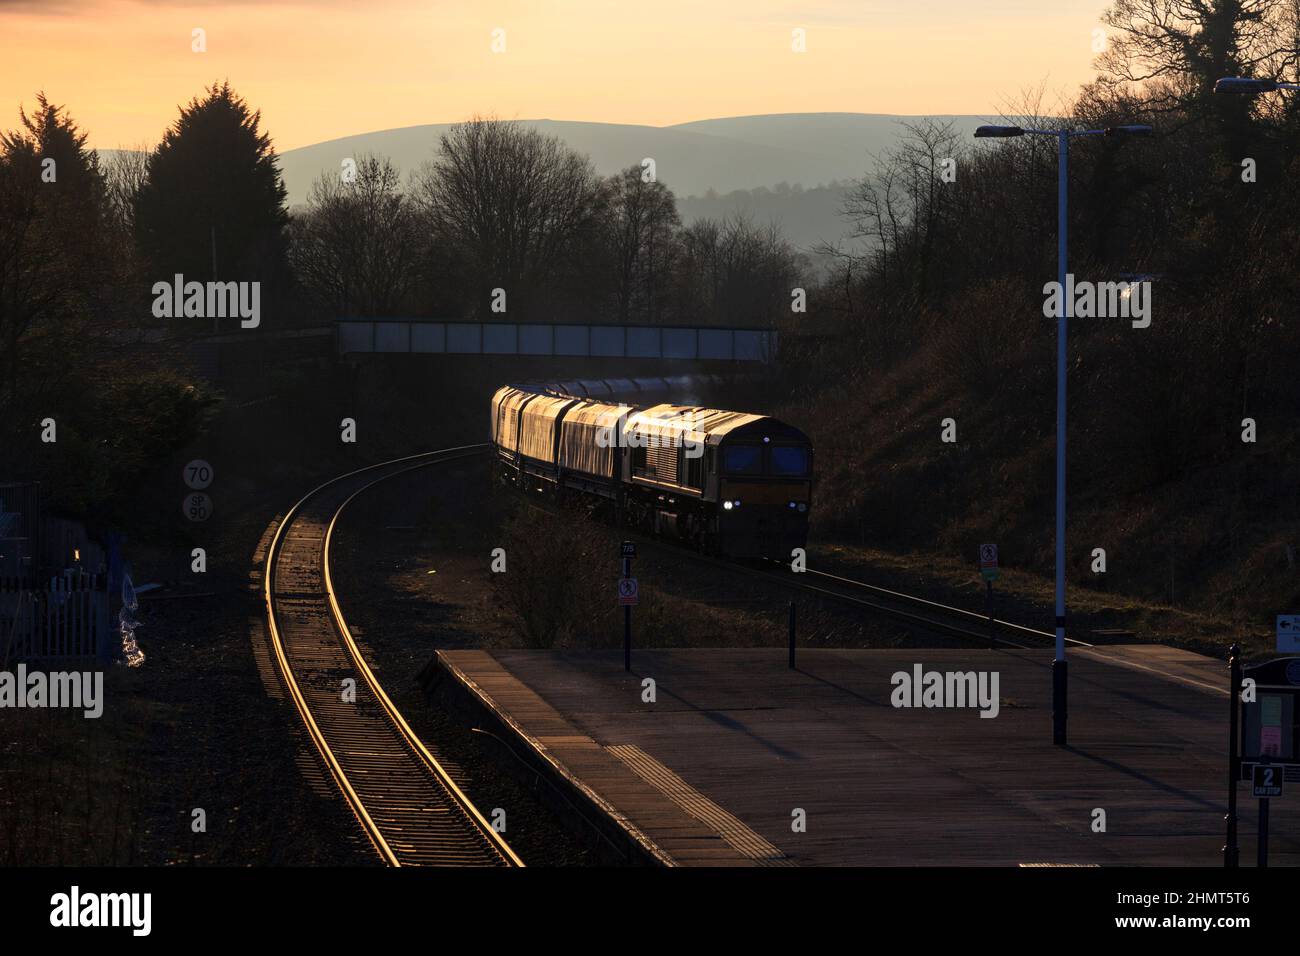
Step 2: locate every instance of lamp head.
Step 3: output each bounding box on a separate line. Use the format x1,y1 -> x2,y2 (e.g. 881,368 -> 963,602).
1214,77 -> 1277,95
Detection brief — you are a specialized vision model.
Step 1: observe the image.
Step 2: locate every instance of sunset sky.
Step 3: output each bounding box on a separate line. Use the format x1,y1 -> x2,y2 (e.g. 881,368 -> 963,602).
2,0 -> 1112,150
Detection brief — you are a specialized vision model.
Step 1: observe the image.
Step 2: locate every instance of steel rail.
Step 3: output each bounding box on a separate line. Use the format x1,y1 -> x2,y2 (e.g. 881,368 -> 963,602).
264,444 -> 519,866
619,529 -> 1092,650
797,565 -> 1092,648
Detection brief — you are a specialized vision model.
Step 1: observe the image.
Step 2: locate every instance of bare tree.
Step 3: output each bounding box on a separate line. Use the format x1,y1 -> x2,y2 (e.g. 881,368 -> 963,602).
1096,0 -> 1300,109
102,144 -> 149,236
413,117 -> 603,319
674,218 -> 722,323
671,215 -> 800,326
896,119 -> 964,299
836,118 -> 965,307
288,154 -> 423,316
606,165 -> 680,322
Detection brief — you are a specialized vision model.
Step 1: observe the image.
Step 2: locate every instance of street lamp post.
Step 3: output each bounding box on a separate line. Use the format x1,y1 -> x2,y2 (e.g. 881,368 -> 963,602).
974,122 -> 1152,746
1214,77 -> 1300,95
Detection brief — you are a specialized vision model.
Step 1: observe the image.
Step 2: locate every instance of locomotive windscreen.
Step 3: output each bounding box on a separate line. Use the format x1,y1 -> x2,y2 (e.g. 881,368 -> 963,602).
723,445 -> 762,474
769,446 -> 810,476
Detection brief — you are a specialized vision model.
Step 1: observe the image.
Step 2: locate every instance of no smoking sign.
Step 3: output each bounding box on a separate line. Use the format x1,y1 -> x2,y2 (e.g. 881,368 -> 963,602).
618,577 -> 639,606
980,543 -> 999,581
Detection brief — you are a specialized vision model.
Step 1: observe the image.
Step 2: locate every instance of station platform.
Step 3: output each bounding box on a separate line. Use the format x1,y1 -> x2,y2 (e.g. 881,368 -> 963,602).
434,645 -> 1298,866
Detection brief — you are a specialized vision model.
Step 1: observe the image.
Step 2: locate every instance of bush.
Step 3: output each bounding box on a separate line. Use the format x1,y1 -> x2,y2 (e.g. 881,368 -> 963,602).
492,502 -> 613,648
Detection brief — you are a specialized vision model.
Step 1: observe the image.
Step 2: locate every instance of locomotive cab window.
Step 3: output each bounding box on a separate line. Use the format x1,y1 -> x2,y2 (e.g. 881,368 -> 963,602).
769,445 -> 809,476
722,444 -> 762,475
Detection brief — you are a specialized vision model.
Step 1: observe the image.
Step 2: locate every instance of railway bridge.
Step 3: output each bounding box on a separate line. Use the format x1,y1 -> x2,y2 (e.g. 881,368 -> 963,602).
336,318 -> 778,364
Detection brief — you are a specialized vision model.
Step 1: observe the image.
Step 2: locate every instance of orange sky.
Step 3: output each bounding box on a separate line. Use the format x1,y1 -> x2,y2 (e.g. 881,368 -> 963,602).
1,0 -> 1113,150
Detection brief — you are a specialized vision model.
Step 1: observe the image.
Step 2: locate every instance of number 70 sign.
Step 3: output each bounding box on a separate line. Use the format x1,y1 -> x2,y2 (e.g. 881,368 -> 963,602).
183,460 -> 213,522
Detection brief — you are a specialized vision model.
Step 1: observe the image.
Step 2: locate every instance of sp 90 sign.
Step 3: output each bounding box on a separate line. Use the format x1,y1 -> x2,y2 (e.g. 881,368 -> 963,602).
183,493 -> 213,522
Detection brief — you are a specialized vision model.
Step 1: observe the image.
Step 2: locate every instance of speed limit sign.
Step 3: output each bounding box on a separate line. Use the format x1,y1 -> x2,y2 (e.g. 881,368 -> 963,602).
183,492 -> 213,522
184,459 -> 214,490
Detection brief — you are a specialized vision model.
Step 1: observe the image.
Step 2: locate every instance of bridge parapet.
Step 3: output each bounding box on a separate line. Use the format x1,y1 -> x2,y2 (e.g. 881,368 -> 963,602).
337,319 -> 776,363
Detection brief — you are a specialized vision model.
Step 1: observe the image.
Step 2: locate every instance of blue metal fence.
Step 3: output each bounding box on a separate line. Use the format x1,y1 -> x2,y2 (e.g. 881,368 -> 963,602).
337,319 -> 777,363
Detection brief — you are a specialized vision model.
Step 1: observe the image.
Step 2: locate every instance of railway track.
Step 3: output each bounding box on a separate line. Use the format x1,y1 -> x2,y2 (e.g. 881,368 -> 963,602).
264,445 -> 521,867
788,563 -> 1092,650
623,529 -> 1092,650
517,479 -> 1086,650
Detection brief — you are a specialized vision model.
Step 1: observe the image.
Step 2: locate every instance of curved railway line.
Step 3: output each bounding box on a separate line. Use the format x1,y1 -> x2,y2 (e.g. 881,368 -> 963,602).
270,444 -> 1086,866
264,444 -> 521,867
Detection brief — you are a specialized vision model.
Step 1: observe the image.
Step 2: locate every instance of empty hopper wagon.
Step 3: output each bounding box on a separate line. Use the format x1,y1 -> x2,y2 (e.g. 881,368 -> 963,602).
490,384 -> 812,560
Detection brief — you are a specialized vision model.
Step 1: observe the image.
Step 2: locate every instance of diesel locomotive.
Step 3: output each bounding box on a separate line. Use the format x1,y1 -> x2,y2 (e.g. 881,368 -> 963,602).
491,384 -> 812,559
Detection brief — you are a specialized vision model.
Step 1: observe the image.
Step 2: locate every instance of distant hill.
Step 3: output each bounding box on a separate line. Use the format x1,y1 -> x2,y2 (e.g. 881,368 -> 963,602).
101,113 -> 989,253
669,113 -> 984,168
676,182 -> 855,256
278,119 -> 827,198
275,114 -> 988,250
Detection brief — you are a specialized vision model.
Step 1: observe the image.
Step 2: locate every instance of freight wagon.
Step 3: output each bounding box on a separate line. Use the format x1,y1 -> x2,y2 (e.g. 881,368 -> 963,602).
491,384 -> 812,560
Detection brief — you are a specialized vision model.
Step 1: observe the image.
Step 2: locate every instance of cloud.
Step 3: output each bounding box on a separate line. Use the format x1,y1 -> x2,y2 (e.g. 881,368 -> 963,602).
0,0 -> 80,12
0,0 -> 341,14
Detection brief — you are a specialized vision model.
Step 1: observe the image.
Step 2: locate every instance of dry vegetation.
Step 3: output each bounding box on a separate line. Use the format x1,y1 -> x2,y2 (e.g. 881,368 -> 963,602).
775,4 -> 1300,647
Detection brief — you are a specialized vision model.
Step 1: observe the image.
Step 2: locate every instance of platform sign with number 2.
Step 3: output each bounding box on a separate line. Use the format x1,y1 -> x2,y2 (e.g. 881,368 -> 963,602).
1253,764 -> 1284,798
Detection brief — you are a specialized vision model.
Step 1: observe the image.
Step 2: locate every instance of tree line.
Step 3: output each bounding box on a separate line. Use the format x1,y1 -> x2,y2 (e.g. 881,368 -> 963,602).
0,82 -> 804,519
792,0 -> 1300,609
291,120 -> 804,325
803,0 -> 1299,472
6,0 -> 1297,544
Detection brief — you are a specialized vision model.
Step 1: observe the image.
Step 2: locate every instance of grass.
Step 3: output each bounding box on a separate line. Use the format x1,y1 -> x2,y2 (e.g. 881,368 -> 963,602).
815,541 -> 1275,662
780,317 -> 1299,665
